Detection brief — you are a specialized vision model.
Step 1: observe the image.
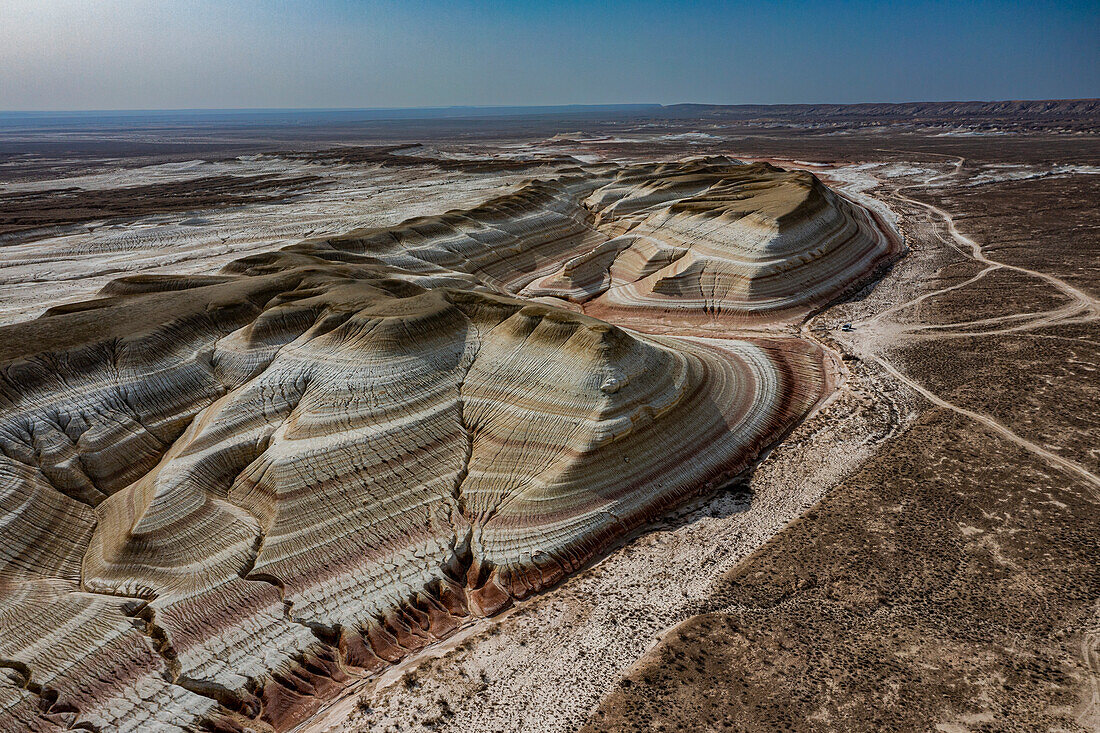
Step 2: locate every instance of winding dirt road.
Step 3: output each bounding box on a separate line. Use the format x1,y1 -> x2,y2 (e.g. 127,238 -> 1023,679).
835,156 -> 1100,728
839,157 -> 1100,493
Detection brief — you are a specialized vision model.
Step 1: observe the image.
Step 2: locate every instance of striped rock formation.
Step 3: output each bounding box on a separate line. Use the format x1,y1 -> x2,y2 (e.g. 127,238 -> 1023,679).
265,160 -> 900,330
0,160 -> 893,731
525,161 -> 902,328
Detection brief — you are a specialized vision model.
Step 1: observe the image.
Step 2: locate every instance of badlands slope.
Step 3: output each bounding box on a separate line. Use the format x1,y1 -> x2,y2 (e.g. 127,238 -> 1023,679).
0,160 -> 899,731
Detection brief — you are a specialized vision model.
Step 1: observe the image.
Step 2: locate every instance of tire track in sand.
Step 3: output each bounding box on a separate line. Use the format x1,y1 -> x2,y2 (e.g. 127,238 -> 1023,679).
835,156 -> 1100,728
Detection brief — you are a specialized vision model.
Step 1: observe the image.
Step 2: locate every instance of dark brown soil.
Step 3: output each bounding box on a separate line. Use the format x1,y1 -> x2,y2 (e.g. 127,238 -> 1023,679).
0,173 -> 320,242
583,406 -> 1099,732
276,144 -> 578,172
922,175 -> 1100,298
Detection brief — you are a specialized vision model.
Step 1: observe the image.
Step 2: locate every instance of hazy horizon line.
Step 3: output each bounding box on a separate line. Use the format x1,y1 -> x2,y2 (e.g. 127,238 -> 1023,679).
4,97 -> 1100,117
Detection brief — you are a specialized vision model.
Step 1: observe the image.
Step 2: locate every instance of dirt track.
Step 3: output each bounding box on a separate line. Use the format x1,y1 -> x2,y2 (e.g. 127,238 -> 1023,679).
841,158 -> 1100,492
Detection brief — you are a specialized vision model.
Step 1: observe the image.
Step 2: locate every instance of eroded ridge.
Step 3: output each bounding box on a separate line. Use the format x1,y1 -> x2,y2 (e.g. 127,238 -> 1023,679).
0,160 -> 894,731
257,159 -> 901,330
530,160 -> 902,328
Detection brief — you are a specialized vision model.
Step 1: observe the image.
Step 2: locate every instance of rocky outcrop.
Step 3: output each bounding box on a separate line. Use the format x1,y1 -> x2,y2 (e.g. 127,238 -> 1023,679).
279,160 -> 899,329
524,161 -> 900,327
0,160 -> 893,730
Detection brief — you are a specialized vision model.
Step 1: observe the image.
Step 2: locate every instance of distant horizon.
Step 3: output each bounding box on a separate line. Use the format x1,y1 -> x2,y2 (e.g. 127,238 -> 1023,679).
2,97 -> 1098,116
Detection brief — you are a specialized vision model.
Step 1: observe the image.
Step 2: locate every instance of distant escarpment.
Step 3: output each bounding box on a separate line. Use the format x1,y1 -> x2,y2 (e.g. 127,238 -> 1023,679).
658,98 -> 1100,130
0,160 -> 896,731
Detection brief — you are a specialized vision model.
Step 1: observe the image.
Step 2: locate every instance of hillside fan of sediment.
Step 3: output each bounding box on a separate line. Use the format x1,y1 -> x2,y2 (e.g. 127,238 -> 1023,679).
0,160 -> 892,731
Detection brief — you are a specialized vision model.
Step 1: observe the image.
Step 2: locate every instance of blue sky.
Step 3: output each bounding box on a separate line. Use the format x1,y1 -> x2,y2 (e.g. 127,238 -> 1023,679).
1,0 -> 1097,110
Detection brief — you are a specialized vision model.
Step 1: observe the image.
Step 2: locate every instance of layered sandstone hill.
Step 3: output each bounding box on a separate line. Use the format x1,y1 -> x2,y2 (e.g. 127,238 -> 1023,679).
589,163 -> 896,326
0,161 -> 893,731
289,159 -> 899,329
